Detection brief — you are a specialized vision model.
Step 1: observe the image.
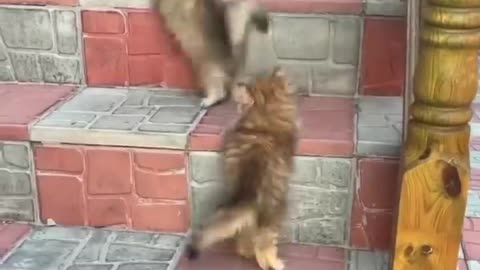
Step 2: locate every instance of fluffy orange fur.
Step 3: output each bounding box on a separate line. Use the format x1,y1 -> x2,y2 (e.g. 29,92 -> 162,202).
187,67 -> 298,270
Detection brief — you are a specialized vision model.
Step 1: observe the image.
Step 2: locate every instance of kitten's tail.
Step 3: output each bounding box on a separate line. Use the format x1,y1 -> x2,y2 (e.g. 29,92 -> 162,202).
186,202 -> 256,260
250,8 -> 270,33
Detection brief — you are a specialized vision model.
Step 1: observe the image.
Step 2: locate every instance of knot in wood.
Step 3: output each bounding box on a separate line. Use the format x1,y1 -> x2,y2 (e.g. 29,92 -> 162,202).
442,162 -> 462,198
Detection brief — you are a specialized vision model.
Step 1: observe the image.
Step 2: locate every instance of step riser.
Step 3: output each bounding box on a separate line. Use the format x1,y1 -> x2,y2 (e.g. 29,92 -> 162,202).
0,138 -> 400,250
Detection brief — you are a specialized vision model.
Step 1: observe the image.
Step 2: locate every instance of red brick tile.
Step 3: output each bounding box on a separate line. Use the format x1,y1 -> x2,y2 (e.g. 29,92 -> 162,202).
132,203 -> 189,232
37,175 -> 86,226
87,197 -> 128,227
463,227 -> 480,260
279,244 -> 318,259
0,84 -> 73,141
351,159 -> 398,250
351,199 -> 393,250
134,151 -> 188,200
128,55 -> 165,86
82,10 -> 125,34
34,146 -> 84,173
84,36 -> 128,86
0,224 -> 30,259
189,102 -> 238,151
86,149 -> 132,195
260,0 -> 362,14
350,200 -> 370,248
163,55 -> 196,90
135,172 -> 188,200
297,96 -> 354,156
127,10 -> 176,55
361,17 -> 407,96
358,159 -> 399,209
316,246 -> 345,262
134,151 -> 185,171
190,96 -> 355,155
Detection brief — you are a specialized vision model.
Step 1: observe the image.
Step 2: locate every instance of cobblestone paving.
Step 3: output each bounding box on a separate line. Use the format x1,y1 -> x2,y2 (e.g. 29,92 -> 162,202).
0,226 -> 185,270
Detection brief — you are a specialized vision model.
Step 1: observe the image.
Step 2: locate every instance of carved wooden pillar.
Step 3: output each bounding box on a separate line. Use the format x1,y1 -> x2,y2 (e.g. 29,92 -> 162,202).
392,0 -> 480,269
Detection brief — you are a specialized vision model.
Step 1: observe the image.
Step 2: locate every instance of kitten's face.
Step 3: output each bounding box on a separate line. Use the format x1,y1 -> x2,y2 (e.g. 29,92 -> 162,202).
234,67 -> 293,112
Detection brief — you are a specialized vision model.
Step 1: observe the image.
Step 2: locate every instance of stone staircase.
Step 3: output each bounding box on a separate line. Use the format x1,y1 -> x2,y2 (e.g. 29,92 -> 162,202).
0,0 -> 408,269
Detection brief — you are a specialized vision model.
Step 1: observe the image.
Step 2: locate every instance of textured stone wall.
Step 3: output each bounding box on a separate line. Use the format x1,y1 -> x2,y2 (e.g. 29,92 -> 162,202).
0,142 -> 36,222
0,6 -> 83,84
190,152 -> 354,246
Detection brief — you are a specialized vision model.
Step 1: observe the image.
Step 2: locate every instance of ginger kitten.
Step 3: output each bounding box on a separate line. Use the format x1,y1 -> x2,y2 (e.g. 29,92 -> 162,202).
187,67 -> 298,270
156,0 -> 270,108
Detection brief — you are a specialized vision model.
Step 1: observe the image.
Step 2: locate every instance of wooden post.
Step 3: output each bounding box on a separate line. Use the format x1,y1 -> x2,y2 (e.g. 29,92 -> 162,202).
392,0 -> 480,269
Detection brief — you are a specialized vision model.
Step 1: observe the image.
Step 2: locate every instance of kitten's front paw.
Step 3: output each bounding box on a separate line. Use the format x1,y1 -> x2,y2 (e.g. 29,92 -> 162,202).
200,97 -> 224,109
200,97 -> 215,109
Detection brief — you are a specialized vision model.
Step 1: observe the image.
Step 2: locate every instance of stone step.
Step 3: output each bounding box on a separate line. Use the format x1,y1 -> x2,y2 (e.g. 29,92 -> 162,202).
0,223 -> 474,270
0,1 -> 407,98
0,84 -> 404,252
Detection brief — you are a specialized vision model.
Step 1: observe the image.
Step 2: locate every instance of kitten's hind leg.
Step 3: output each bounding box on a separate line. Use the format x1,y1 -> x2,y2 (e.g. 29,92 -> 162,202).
199,63 -> 228,108
254,229 -> 284,270
187,203 -> 256,260
235,227 -> 255,259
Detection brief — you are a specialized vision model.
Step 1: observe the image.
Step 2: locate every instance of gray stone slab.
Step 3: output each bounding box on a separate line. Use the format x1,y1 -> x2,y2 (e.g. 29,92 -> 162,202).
75,231 -> 111,263
189,152 -> 354,245
365,0 -> 407,16
279,61 -> 311,95
0,227 -> 186,270
137,124 -> 189,133
192,183 -> 228,229
349,251 -> 390,270
0,44 -> 6,61
91,115 -> 144,131
32,88 -> 203,149
0,7 -> 84,84
357,96 -> 403,157
1,239 -> 77,270
0,142 -> 36,222
106,244 -> 175,262
67,266 -> 114,270
272,15 -> 329,60
0,171 -> 31,195
0,198 -> 34,221
152,234 -> 183,249
148,95 -> 199,107
0,8 -> 53,50
311,63 -> 357,95
298,218 -> 345,245
117,264 -> 168,270
38,54 -> 82,84
333,17 -> 361,65
32,227 -> 90,241
190,152 -> 224,184
3,144 -> 29,169
54,10 -> 78,55
0,64 -> 14,81
114,106 -> 153,116
150,107 -> 200,124
9,52 -> 42,82
114,231 -> 154,245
